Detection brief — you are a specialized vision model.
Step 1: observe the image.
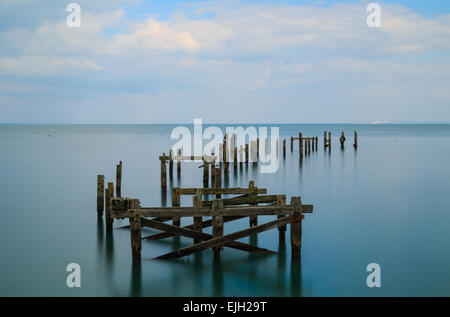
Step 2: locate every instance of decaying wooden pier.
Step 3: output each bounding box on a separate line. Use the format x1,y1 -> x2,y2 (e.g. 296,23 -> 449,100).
96,128 -> 359,264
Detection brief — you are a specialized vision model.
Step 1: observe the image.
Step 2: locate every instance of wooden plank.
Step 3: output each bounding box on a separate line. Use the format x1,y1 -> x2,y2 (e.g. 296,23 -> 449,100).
155,214 -> 295,260
201,194 -> 278,206
173,187 -> 266,196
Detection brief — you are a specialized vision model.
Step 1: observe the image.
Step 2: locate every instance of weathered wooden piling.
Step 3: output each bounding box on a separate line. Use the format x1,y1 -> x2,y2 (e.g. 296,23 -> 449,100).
308,137 -> 311,154
97,175 -> 105,220
212,199 -> 224,261
160,154 -> 167,188
340,132 -> 346,149
240,145 -> 244,168
304,137 -> 307,154
129,199 -> 142,262
290,137 -> 294,152
328,132 -> 331,150
177,149 -> 181,175
215,167 -> 222,198
354,130 -> 358,149
248,181 -> 258,227
203,159 -> 209,188
315,136 -> 318,151
211,164 -> 216,188
324,131 -> 327,150
283,138 -> 286,157
277,195 -> 287,242
116,161 -> 122,197
171,188 -> 181,227
105,182 -> 114,232
299,132 -> 303,158
193,190 -> 203,244
290,196 -> 303,259
245,144 -> 249,165
257,138 -> 260,158
169,150 -> 174,176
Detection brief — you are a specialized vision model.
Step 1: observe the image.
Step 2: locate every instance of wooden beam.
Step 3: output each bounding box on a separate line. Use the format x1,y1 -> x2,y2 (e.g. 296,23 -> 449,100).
140,218 -> 276,255
142,216 -> 245,240
155,213 -> 296,260
172,187 -> 266,196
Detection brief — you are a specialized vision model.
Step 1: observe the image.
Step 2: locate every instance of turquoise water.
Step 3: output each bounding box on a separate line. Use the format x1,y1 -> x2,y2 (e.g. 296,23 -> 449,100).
0,123 -> 450,297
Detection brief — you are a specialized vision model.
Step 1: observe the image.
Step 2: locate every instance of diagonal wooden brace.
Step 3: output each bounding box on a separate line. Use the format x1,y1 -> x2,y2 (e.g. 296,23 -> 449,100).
155,215 -> 293,260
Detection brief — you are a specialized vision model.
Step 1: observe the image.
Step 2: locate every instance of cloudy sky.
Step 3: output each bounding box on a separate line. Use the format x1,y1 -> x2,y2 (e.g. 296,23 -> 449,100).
0,0 -> 449,123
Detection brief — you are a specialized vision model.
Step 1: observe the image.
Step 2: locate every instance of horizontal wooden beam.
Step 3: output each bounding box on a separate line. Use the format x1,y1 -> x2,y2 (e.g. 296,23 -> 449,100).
173,187 -> 267,196
201,194 -> 279,206
113,205 -> 307,218
155,215 -> 294,260
142,219 -> 276,255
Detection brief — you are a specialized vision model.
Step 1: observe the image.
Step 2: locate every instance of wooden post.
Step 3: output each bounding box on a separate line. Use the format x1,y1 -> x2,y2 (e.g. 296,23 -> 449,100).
171,188 -> 181,227
315,136 -> 318,151
308,137 -> 311,154
129,199 -> 142,262
277,195 -> 287,242
290,137 -> 293,152
160,154 -> 167,189
245,143 -> 249,165
211,164 -> 216,187
177,149 -> 181,176
193,190 -> 203,244
223,134 -> 227,163
248,181 -> 258,227
116,161 -> 122,197
215,167 -> 222,198
169,149 -> 174,176
257,138 -> 260,158
340,132 -> 346,149
290,197 -> 303,259
203,159 -> 209,187
105,182 -> 114,232
304,137 -> 307,155
299,132 -> 303,158
312,137 -> 315,152
328,132 -> 331,151
97,175 -> 104,220
283,139 -> 286,157
212,199 -> 224,261
324,131 -> 327,149
239,145 -> 244,168
354,130 -> 358,149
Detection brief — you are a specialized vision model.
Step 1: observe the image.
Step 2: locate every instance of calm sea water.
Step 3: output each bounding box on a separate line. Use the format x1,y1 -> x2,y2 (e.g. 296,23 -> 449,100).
0,123 -> 450,297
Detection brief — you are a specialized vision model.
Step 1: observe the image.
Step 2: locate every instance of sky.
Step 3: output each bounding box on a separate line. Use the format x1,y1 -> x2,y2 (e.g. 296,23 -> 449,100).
0,0 -> 449,123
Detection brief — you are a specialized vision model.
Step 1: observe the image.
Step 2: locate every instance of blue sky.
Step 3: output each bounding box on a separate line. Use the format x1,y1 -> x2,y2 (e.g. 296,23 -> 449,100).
0,0 -> 449,123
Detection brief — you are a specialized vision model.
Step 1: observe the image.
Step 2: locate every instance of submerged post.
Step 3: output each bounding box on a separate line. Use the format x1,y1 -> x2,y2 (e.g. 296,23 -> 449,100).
169,149 -> 174,177
283,138 -> 286,157
340,132 -> 346,149
299,132 -> 303,158
97,175 -> 105,220
290,137 -> 293,152
105,182 -> 114,232
277,195 -> 287,242
212,199 -> 224,261
245,144 -> 249,165
193,190 -> 203,244
354,130 -> 358,149
203,159 -> 209,188
324,131 -> 327,150
171,188 -> 181,227
290,197 -> 303,259
315,136 -> 318,151
116,161 -> 122,197
215,167 -> 222,198
160,154 -> 167,189
328,132 -> 331,151
177,149 -> 181,176
248,181 -> 258,227
129,199 -> 141,262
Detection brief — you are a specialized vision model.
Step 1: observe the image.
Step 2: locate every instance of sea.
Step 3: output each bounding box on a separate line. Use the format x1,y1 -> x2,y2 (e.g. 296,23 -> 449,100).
0,123 -> 449,296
